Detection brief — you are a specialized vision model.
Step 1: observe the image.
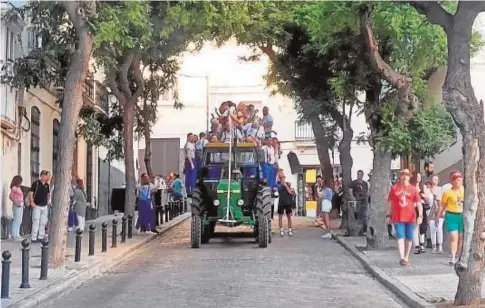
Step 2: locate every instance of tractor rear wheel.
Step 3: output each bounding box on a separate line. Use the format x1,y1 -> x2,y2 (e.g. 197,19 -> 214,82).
257,216 -> 269,248
191,215 -> 201,248
256,186 -> 273,246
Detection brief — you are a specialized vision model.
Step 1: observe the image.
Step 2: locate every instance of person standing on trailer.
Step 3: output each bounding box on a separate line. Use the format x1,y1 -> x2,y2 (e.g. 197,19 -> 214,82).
183,133 -> 196,195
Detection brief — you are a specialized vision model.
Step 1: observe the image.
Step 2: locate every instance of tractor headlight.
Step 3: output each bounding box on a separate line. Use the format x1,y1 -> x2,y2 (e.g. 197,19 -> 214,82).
237,199 -> 244,206
213,200 -> 220,206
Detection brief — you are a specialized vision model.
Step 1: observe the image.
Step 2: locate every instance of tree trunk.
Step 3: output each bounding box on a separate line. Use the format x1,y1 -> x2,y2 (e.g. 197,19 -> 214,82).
338,123 -> 357,233
143,118 -> 153,177
311,117 -> 334,187
49,3 -> 93,269
366,146 -> 394,249
440,9 -> 485,306
123,102 -> 137,215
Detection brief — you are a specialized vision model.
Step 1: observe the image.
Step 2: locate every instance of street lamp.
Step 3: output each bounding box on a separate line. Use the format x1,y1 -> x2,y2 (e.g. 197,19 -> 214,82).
178,74 -> 210,132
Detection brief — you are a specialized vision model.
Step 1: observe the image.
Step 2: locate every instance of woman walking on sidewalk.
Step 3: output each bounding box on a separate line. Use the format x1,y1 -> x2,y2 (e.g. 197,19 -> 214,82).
426,176 -> 444,253
136,173 -> 156,234
387,169 -> 423,266
73,179 -> 88,231
9,175 -> 24,241
436,171 -> 464,265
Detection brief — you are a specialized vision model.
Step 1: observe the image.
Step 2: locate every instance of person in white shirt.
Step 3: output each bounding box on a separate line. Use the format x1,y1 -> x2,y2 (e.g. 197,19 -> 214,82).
183,133 -> 196,194
261,138 -> 276,189
220,123 -> 243,143
262,106 -> 274,139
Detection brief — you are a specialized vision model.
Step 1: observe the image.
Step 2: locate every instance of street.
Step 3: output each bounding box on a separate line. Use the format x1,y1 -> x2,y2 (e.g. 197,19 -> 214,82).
45,220 -> 407,308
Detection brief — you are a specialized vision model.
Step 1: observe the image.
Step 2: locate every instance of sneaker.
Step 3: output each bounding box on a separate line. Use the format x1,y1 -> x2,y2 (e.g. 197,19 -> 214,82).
420,245 -> 426,253
31,239 -> 40,243
280,229 -> 284,237
449,257 -> 456,265
431,245 -> 437,254
146,231 -> 156,235
68,227 -> 73,232
438,245 -> 444,254
288,229 -> 293,237
414,246 -> 421,254
321,232 -> 332,239
13,236 -> 23,242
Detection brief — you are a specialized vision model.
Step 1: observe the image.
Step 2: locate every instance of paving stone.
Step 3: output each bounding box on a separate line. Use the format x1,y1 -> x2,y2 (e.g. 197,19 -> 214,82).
44,218 -> 407,308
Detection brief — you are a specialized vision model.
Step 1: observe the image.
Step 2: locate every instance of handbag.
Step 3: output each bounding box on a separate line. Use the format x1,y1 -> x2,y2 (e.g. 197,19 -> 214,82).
68,206 -> 78,227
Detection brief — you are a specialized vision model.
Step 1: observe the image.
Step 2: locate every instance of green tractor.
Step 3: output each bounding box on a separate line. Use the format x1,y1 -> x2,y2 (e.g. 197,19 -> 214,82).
190,142 -> 273,248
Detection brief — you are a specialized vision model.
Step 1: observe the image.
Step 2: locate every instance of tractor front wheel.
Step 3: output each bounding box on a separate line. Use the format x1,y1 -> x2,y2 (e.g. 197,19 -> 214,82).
191,215 -> 202,248
257,215 -> 269,248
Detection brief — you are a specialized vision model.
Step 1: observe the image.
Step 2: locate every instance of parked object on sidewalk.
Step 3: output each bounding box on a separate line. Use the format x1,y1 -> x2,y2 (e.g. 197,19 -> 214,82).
75,229 -> 83,263
190,142 -> 272,249
111,219 -> 118,248
20,239 -> 31,288
127,215 -> 133,238
40,238 -> 49,280
1,250 -> 11,298
88,224 -> 96,256
101,222 -> 108,252
121,216 -> 127,243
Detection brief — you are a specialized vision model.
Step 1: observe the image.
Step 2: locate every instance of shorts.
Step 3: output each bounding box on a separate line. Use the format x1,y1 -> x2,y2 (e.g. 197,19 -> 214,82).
277,204 -> 292,215
445,212 -> 464,233
321,199 -> 332,213
393,223 -> 416,240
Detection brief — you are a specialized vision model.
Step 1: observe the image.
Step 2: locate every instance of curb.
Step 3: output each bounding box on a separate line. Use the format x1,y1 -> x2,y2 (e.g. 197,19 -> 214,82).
333,234 -> 433,308
11,213 -> 190,308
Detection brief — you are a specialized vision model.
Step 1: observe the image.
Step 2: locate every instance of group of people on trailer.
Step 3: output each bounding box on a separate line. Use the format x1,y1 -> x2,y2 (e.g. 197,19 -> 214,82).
182,101 -> 283,195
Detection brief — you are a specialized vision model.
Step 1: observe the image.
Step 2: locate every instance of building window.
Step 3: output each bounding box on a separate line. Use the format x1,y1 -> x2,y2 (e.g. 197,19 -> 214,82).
17,142 -> 21,176
295,121 -> 314,141
52,119 -> 60,173
30,107 -> 41,184
86,144 -> 93,203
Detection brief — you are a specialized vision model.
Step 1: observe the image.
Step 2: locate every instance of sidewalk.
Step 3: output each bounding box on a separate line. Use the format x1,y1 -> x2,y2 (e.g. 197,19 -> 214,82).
334,235 -> 485,307
0,212 -> 190,308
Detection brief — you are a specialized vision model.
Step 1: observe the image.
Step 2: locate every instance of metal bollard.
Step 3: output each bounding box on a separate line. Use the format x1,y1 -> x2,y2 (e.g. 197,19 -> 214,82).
159,206 -> 164,225
111,219 -> 118,248
88,224 -> 96,256
165,204 -> 169,223
101,222 -> 108,252
2,250 -> 11,298
20,239 -> 30,288
175,201 -> 179,217
128,215 -> 133,239
183,199 -> 187,213
75,228 -> 83,262
169,201 -> 173,220
40,238 -> 49,280
121,216 -> 127,243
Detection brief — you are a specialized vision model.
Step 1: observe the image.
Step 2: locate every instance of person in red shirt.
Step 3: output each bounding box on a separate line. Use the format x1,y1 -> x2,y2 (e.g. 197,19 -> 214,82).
386,169 -> 423,266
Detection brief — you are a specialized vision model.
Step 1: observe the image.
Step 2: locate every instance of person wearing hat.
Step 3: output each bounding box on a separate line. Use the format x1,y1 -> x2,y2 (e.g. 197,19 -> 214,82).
28,170 -> 51,243
436,171 -> 464,265
387,168 -> 423,266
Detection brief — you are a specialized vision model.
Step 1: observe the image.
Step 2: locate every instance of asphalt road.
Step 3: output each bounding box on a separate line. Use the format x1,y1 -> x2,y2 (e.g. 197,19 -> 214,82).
45,221 -> 408,308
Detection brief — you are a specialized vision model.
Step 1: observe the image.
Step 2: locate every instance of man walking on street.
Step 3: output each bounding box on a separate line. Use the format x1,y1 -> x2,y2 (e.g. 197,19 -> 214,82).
30,170 -> 50,243
277,175 -> 295,237
350,170 -> 369,235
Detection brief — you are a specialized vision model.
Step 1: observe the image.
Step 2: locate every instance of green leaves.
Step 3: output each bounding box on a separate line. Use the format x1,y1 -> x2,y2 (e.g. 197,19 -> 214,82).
376,101 -> 455,158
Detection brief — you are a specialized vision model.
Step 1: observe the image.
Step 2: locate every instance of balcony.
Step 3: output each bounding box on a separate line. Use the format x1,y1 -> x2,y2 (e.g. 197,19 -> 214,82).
82,72 -> 109,115
295,121 -> 315,142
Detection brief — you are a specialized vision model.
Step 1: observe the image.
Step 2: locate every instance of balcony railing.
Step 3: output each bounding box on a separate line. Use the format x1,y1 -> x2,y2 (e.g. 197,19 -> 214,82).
82,72 -> 108,114
295,121 -> 314,141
